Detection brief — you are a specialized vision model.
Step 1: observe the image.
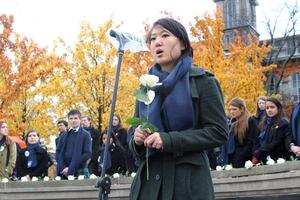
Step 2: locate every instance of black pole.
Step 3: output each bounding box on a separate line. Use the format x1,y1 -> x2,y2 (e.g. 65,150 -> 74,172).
96,47 -> 124,200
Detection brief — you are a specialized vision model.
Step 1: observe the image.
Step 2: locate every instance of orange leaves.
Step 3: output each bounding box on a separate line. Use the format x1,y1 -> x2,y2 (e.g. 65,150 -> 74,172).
190,12 -> 274,113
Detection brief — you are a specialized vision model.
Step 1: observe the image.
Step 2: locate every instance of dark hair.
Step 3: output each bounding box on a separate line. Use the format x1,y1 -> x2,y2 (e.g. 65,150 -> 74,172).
67,109 -> 81,118
259,97 -> 285,131
100,129 -> 116,145
146,18 -> 193,58
25,129 -> 40,144
57,119 -> 68,127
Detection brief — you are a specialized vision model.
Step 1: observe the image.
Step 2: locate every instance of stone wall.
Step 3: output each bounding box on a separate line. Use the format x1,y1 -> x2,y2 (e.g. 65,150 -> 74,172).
1,161 -> 300,200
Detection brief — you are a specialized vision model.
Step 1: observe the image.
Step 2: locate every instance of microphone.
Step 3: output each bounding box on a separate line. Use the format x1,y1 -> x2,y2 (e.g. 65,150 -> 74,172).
109,29 -> 149,53
109,29 -> 117,38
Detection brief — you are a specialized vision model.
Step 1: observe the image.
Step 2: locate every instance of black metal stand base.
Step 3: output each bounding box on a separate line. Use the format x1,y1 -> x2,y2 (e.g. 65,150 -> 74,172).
95,176 -> 111,200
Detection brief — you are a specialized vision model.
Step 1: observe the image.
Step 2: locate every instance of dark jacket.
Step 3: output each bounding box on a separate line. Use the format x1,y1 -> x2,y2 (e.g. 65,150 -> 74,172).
258,118 -> 292,161
229,117 -> 259,168
16,146 -> 48,178
129,67 -> 229,200
56,127 -> 92,176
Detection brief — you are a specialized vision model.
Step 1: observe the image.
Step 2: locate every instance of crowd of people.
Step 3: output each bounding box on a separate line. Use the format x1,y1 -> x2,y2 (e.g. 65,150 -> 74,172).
209,96 -> 300,169
0,109 -> 137,180
0,17 -> 300,200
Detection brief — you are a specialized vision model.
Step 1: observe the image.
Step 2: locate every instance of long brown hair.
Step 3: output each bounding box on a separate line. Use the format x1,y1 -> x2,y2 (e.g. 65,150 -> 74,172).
0,120 -> 11,144
229,97 -> 250,144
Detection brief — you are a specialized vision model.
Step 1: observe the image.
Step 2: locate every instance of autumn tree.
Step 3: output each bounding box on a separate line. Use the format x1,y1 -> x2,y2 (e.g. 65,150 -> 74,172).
45,20 -> 142,132
0,14 -> 66,138
190,11 -> 273,113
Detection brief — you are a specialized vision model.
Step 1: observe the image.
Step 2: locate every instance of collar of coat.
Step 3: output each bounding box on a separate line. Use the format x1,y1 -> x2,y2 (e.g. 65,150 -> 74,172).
189,65 -> 214,78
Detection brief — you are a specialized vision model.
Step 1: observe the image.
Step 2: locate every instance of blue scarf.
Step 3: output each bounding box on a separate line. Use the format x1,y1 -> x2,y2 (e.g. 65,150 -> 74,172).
258,117 -> 273,148
0,137 -> 4,148
220,118 -> 236,165
139,56 -> 195,132
291,102 -> 300,146
26,143 -> 40,168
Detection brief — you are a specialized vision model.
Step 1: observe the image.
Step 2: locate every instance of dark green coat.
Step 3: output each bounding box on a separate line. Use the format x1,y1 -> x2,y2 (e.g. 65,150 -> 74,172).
129,67 -> 229,200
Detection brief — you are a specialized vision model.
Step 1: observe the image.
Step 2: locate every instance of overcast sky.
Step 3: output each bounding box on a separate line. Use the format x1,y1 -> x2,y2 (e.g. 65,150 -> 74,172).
0,0 -> 298,48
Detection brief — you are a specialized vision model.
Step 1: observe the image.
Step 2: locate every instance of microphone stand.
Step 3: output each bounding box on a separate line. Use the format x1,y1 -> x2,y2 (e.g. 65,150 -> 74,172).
95,30 -> 124,200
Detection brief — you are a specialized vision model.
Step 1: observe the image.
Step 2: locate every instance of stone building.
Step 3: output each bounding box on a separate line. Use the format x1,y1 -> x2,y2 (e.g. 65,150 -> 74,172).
214,0 -> 300,101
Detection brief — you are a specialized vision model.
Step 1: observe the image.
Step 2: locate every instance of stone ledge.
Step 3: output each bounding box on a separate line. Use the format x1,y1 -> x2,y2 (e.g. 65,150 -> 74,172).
1,162 -> 300,200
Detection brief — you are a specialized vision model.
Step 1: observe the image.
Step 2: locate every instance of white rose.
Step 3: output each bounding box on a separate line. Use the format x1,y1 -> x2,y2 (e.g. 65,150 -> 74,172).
67,175 -> 75,180
266,156 -> 275,165
43,176 -> 50,181
1,178 -> 9,183
244,160 -> 253,169
112,173 -> 120,178
21,176 -> 28,182
55,176 -> 61,181
31,177 -> 38,182
216,165 -> 223,171
78,175 -> 85,180
144,90 -> 155,105
276,158 -> 286,164
139,74 -> 160,88
130,172 -> 136,177
225,164 -> 233,170
89,174 -> 98,179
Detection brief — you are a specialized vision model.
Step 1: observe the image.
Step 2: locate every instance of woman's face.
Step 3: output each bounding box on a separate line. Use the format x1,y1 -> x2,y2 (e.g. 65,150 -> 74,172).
102,134 -> 113,144
229,105 -> 243,119
112,116 -> 119,126
258,99 -> 266,110
0,123 -> 8,136
265,101 -> 279,118
27,132 -> 39,144
149,25 -> 185,70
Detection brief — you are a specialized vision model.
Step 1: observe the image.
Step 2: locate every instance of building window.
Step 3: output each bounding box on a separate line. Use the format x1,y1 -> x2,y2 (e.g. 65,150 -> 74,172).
292,73 -> 300,100
227,0 -> 236,27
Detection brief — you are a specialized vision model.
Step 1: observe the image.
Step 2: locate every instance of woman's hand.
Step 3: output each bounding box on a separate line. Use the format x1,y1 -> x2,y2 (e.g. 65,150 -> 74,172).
291,145 -> 300,157
144,132 -> 163,150
133,125 -> 147,146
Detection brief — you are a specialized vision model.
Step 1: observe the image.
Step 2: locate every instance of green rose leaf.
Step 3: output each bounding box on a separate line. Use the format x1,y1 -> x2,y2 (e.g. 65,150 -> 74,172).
140,121 -> 159,133
134,89 -> 150,103
126,117 -> 142,126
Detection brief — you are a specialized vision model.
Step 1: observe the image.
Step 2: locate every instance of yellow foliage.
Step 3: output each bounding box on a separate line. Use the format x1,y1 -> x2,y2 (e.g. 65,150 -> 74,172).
191,11 -> 274,113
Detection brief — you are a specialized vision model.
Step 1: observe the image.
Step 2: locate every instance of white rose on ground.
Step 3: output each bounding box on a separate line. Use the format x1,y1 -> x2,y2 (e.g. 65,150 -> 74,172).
276,158 -> 286,164
89,174 -> 98,179
112,173 -> 120,178
67,175 -> 75,180
216,165 -> 223,171
130,172 -> 136,177
21,176 -> 28,182
139,74 -> 160,88
55,176 -> 61,181
266,156 -> 275,165
244,160 -> 253,169
225,164 -> 233,170
78,175 -> 85,180
1,178 -> 9,183
43,176 -> 50,181
31,177 -> 38,182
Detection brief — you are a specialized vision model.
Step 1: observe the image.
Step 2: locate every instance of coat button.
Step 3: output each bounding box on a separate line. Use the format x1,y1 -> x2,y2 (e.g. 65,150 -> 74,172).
154,174 -> 160,181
